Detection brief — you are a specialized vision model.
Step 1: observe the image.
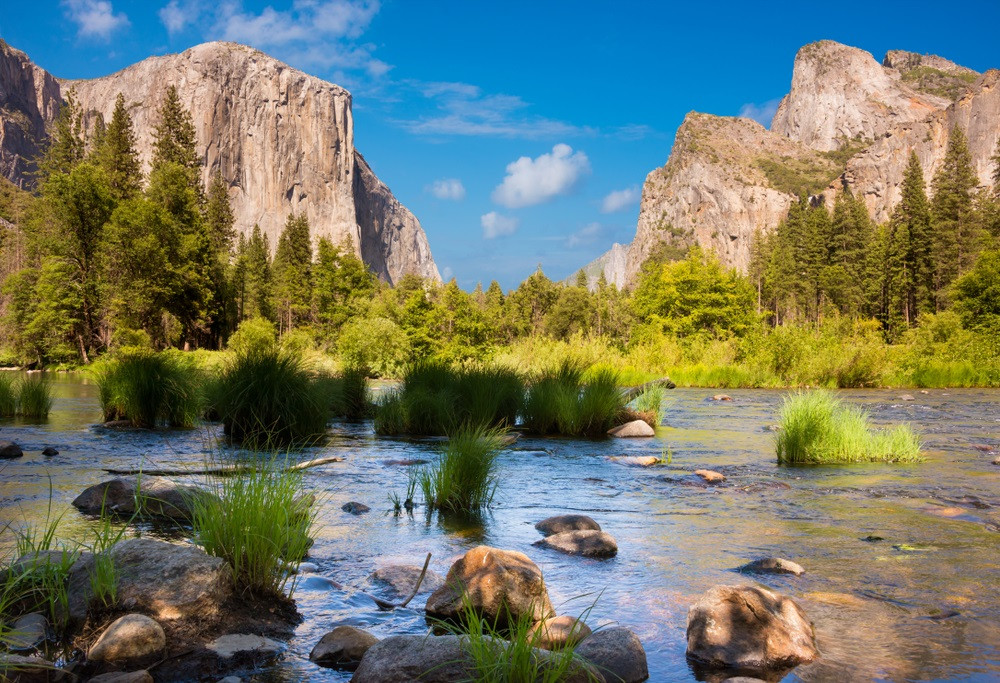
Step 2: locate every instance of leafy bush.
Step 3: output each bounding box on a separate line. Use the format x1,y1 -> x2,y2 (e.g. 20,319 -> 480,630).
419,425 -> 504,514
338,316 -> 410,378
227,317 -> 277,356
192,456 -> 315,597
92,349 -> 202,428
214,348 -> 330,448
776,391 -> 923,465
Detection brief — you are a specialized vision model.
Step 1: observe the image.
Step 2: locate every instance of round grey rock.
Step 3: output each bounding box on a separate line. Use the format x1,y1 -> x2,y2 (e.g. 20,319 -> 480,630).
7,613 -> 47,651
533,530 -> 618,558
607,420 -> 655,437
534,514 -> 601,536
738,557 -> 805,576
88,614 -> 166,665
371,564 -> 444,596
576,627 -> 649,683
309,625 -> 379,670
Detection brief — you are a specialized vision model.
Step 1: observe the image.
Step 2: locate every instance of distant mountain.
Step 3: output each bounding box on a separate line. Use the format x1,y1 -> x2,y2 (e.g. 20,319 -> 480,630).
566,242 -> 628,290
589,41 -> 997,287
0,40 -> 440,284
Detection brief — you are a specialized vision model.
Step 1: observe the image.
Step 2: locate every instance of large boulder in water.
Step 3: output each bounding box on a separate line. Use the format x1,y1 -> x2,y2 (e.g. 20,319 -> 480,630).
533,530 -> 618,558
309,625 -> 379,670
575,627 -> 649,683
425,546 -> 554,625
534,514 -> 601,536
72,477 -> 215,521
0,441 -> 24,459
686,585 -> 818,673
608,420 -> 655,437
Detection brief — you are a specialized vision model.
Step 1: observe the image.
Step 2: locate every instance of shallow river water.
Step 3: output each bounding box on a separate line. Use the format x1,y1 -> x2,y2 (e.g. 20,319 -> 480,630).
1,374 -> 999,682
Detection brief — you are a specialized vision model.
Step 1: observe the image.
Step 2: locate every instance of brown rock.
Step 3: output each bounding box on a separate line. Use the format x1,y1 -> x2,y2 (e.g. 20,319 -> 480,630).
609,455 -> 660,467
528,616 -> 592,650
534,514 -> 601,536
607,420 -> 655,437
738,557 -> 805,576
88,614 -> 165,666
0,654 -> 67,682
88,672 -> 154,683
425,546 -> 554,625
694,469 -> 726,484
576,627 -> 649,683
533,530 -> 618,558
205,634 -> 283,660
309,625 -> 379,670
686,585 -> 818,672
72,477 -> 214,521
712,395 -> 732,402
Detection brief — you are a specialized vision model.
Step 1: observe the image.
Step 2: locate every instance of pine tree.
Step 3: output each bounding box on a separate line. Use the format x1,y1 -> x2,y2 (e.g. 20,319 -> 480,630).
574,269 -> 588,289
97,93 -> 143,200
992,139 -> 1000,190
152,86 -> 201,193
39,91 -> 85,177
204,173 -> 236,255
931,126 -> 980,306
273,214 -> 313,331
203,172 -> 236,346
233,225 -> 274,321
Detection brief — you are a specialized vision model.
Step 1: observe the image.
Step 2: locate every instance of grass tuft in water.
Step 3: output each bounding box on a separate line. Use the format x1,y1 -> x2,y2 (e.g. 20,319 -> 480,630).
523,361 -> 626,438
192,454 -> 316,597
92,349 -> 202,428
17,374 -> 52,419
776,390 -> 923,465
419,425 -> 504,514
634,385 -> 666,425
214,348 -> 330,448
0,374 -> 18,417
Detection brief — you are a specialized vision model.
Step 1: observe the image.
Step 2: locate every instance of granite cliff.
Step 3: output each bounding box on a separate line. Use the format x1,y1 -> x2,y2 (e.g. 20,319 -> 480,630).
590,40 -> 996,287
0,40 -> 439,284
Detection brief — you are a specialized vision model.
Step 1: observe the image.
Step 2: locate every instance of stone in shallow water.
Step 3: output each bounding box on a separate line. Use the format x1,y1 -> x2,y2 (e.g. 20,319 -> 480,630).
575,627 -> 649,683
88,614 -> 166,665
42,446 -> 59,456
609,455 -> 660,467
0,441 -> 23,459
7,613 -> 47,651
206,634 -> 283,660
694,469 -> 726,484
309,625 -> 379,670
528,615 -> 592,650
738,557 -> 805,576
686,585 -> 818,672
342,501 -> 370,515
607,420 -> 655,437
72,477 -> 214,521
533,530 -> 618,558
712,394 -> 733,401
371,564 -> 444,596
534,514 -> 601,536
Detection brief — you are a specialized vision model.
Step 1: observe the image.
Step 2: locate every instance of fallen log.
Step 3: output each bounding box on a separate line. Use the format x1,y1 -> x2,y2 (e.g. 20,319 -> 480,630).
103,456 -> 344,476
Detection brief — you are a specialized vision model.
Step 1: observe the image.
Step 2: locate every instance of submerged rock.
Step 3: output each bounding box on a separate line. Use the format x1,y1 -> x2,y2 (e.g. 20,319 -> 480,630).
694,469 -> 726,484
7,613 -> 48,652
712,394 -> 733,402
534,514 -> 601,536
608,420 -> 655,438
371,564 -> 444,596
382,458 -> 429,466
738,557 -> 805,576
900,394 -> 915,401
686,585 -> 818,673
528,615 -> 592,650
0,441 -> 23,458
88,614 -> 166,666
533,530 -> 618,558
206,633 -> 283,660
576,627 -> 649,683
0,654 -> 68,681
72,477 -> 215,521
609,455 -> 660,467
309,625 -> 379,670
425,546 -> 554,625
88,672 -> 154,683
41,447 -> 58,456
341,501 -> 370,515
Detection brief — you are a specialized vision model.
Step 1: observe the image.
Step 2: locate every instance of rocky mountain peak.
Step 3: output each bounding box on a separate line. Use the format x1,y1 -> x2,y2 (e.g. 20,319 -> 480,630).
882,49 -> 980,101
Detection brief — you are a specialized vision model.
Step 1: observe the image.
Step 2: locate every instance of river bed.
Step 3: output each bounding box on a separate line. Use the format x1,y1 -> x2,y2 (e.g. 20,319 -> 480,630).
1,374 -> 999,681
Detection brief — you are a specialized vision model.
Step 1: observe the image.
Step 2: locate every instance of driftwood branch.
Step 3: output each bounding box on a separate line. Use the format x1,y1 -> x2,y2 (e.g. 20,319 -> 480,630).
359,552 -> 433,610
621,377 -> 676,402
102,456 -> 344,476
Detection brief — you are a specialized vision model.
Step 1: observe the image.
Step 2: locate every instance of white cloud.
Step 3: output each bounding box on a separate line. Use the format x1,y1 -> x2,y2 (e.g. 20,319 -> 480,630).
600,186 -> 640,213
481,212 -> 519,240
427,178 -> 465,201
213,0 -> 384,71
62,0 -> 129,40
397,81 -> 592,139
491,144 -> 590,209
567,222 -> 602,248
159,0 -> 201,35
738,98 -> 783,128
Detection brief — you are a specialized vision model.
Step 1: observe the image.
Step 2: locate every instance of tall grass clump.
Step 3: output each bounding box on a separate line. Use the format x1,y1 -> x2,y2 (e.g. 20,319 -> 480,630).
633,385 -> 666,425
374,362 -> 523,436
434,592 -> 598,682
17,374 -> 52,419
214,348 -> 330,448
522,362 -> 626,437
776,391 -> 923,465
93,349 -> 202,428
419,425 -> 504,513
315,366 -> 371,420
192,457 -> 315,597
0,373 -> 17,417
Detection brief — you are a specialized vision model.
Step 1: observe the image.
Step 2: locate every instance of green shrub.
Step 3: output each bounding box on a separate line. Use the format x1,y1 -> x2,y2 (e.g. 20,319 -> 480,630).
92,349 -> 202,428
776,391 -> 923,465
634,385 -> 665,424
338,316 -> 410,378
214,348 -> 330,448
523,362 -> 625,437
0,373 -> 16,417
227,317 -> 277,356
17,374 -> 52,419
419,425 -> 504,514
192,456 -> 315,597
324,366 -> 370,419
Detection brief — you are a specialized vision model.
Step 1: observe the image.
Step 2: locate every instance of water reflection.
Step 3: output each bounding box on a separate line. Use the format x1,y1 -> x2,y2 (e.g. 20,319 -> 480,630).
0,377 -> 998,681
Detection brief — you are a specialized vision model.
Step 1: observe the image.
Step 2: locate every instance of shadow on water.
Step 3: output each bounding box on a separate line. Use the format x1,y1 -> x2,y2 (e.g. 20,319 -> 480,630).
1,376 -> 999,681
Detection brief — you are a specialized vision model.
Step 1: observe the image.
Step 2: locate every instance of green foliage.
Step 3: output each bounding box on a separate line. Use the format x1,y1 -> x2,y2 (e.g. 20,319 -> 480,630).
214,348 -> 330,448
634,385 -> 666,424
522,361 -> 625,437
92,349 -> 203,428
0,373 -> 16,417
17,374 -> 52,419
931,126 -> 981,308
952,248 -> 1000,330
192,456 -> 315,597
152,85 -> 201,191
338,316 -> 410,377
776,391 -> 923,465
273,213 -> 313,332
326,366 -> 370,419
419,425 -> 504,514
756,155 -> 841,197
227,317 -> 277,355
95,93 -> 143,200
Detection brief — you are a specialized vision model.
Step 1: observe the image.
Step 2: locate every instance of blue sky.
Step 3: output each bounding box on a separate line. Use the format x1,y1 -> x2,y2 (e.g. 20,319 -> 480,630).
2,1 -> 999,289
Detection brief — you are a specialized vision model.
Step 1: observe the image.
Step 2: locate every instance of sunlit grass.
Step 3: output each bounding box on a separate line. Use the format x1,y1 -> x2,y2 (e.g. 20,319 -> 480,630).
776,391 -> 923,465
0,374 -> 17,417
419,425 -> 504,514
522,361 -> 626,437
17,374 -> 52,419
92,349 -> 202,428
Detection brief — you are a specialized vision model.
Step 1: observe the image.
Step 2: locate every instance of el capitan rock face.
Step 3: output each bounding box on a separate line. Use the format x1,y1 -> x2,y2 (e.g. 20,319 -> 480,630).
608,40 -> 997,286
0,40 -> 439,284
